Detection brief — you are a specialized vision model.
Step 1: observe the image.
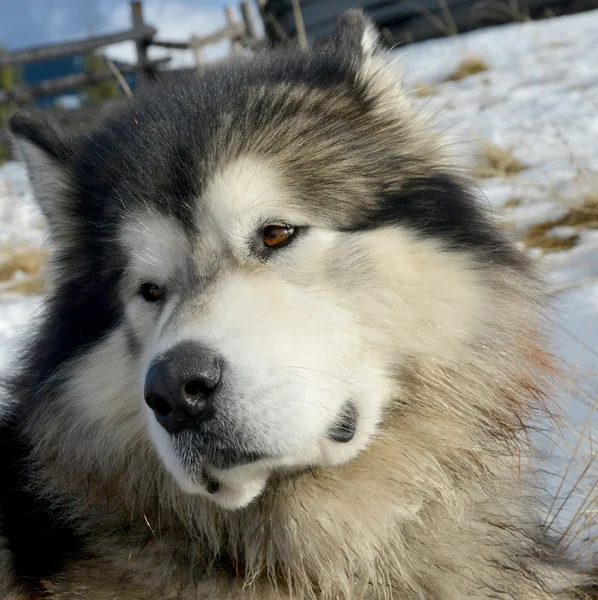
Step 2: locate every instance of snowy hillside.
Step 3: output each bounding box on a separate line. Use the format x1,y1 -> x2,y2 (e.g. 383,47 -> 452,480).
1,9 -> 597,550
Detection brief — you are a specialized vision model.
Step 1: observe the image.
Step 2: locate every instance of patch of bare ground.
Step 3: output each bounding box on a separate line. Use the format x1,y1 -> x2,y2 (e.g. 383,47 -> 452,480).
0,247 -> 48,295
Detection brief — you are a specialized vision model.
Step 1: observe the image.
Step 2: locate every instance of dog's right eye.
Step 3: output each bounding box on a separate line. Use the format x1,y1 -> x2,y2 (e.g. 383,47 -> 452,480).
140,283 -> 165,302
262,224 -> 297,249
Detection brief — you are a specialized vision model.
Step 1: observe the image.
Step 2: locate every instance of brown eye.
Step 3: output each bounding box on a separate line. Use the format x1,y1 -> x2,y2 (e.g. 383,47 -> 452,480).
140,282 -> 165,302
263,224 -> 296,248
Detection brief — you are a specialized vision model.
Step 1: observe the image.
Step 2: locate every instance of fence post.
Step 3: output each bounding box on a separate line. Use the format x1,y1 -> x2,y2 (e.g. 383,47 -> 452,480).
291,0 -> 308,49
131,1 -> 150,86
255,0 -> 287,45
226,6 -> 243,55
240,2 -> 260,43
190,37 -> 204,74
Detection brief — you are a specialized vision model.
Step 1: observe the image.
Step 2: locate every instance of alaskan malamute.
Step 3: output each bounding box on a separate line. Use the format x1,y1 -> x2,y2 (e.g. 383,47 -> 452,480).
1,10 -> 593,599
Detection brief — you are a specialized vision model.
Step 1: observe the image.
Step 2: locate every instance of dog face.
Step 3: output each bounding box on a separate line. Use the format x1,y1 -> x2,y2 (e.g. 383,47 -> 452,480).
9,12 -> 517,508
119,156 -> 399,507
120,157 -> 389,504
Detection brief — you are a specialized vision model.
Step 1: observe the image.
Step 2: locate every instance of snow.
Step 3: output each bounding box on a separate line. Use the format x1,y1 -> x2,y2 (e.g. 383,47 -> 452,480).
1,10 -> 597,545
395,10 -> 598,546
0,295 -> 42,371
0,161 -> 47,249
0,161 -> 45,371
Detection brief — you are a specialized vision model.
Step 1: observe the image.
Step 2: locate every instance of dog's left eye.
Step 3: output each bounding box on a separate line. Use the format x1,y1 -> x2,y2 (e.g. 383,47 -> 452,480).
263,224 -> 296,249
140,282 -> 165,302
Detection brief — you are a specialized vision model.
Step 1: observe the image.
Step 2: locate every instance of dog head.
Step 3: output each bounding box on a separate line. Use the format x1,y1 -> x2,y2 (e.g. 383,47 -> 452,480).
9,12 -> 519,509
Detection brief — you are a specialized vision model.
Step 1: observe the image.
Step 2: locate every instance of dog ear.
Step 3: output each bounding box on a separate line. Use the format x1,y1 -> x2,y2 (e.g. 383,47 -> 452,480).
329,10 -> 383,59
8,110 -> 77,244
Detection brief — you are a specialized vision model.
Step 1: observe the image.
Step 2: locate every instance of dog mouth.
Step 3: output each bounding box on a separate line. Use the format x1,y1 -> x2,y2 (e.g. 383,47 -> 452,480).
169,401 -> 357,493
172,428 -> 264,470
208,447 -> 264,470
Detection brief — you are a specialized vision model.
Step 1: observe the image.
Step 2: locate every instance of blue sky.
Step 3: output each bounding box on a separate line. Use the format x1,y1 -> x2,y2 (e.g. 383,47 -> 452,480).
0,0 -> 239,64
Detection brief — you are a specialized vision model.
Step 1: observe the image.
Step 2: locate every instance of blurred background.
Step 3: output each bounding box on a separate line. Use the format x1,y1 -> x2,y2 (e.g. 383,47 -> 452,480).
0,0 -> 596,123
0,0 -> 597,563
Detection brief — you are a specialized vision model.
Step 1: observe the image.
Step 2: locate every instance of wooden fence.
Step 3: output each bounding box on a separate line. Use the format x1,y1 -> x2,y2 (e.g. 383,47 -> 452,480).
0,0 -> 263,106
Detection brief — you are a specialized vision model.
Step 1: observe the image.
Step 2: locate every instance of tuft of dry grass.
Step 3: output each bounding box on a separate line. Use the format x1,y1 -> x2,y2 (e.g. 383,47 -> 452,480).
444,56 -> 489,81
0,248 -> 48,281
522,224 -> 579,253
0,248 -> 48,296
504,197 -> 522,208
521,193 -> 598,254
3,274 -> 46,295
564,192 -> 598,228
413,82 -> 438,97
476,142 -> 527,178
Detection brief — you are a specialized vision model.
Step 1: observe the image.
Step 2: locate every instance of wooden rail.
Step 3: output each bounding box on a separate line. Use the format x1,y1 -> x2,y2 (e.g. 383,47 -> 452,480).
152,23 -> 246,51
0,25 -> 157,69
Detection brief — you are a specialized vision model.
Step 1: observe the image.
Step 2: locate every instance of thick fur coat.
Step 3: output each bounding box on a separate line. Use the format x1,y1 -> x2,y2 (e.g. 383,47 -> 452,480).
0,11 -> 594,600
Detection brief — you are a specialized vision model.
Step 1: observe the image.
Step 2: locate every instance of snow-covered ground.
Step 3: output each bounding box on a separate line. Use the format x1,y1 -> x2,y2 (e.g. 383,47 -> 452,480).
1,10 -> 597,548
395,11 -> 598,546
0,162 -> 45,369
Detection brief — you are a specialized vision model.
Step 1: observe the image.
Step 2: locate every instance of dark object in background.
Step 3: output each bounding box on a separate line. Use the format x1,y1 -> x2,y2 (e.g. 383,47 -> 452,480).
262,0 -> 598,46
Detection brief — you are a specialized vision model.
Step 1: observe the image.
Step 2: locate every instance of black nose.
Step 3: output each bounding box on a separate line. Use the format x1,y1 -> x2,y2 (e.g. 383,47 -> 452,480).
144,342 -> 223,433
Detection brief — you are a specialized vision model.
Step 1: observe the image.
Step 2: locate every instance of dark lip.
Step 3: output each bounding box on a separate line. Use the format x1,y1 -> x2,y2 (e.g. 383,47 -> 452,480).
327,401 -> 357,443
171,400 -> 357,473
207,448 -> 264,470
172,428 -> 264,471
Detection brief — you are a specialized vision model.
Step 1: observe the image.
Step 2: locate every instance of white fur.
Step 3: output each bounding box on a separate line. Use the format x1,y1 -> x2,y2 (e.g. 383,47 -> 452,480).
111,156 -> 491,508
359,19 -> 382,57
120,213 -> 188,290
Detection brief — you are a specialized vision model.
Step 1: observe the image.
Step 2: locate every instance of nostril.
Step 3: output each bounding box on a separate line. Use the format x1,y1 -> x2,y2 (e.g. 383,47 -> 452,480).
184,380 -> 214,397
145,393 -> 172,416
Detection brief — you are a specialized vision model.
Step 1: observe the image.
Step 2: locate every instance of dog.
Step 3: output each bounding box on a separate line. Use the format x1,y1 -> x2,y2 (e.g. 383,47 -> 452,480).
1,10 -> 593,599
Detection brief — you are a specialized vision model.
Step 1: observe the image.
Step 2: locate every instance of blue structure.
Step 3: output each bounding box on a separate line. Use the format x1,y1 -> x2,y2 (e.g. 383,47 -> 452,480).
22,55 -> 137,109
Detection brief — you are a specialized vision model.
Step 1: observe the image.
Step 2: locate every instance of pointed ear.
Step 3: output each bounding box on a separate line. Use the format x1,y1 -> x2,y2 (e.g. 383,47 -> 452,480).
328,10 -> 383,60
8,110 -> 77,245
327,10 -> 412,120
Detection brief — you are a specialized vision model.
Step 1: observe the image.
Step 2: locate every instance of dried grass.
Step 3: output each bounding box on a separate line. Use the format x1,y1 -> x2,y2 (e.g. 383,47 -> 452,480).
522,194 -> 598,254
522,223 -> 579,253
0,247 -> 48,295
476,142 -> 527,178
504,197 -> 522,208
444,56 -> 489,81
2,274 -> 46,295
413,82 -> 438,97
564,192 -> 598,228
